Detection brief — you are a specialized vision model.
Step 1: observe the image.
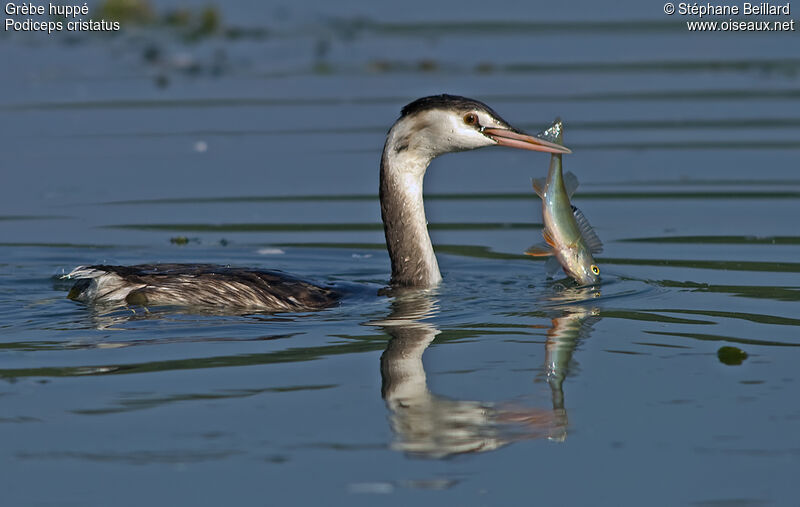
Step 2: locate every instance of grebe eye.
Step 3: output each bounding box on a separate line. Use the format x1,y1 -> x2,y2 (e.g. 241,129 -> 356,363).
591,265 -> 600,276
463,112 -> 478,125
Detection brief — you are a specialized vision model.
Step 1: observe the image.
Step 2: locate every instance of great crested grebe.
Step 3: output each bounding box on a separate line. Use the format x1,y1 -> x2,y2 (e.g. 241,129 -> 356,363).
65,95 -> 571,311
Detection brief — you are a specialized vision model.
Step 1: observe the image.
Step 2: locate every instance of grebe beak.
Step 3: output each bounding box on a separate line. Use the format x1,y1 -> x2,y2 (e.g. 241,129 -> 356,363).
482,128 -> 572,154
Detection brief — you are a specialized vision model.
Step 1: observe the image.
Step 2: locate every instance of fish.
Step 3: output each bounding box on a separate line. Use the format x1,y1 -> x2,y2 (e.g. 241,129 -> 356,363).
525,119 -> 603,285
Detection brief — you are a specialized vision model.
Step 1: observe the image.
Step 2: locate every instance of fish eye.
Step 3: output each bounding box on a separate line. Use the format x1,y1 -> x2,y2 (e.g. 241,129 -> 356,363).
463,112 -> 478,126
591,264 -> 600,276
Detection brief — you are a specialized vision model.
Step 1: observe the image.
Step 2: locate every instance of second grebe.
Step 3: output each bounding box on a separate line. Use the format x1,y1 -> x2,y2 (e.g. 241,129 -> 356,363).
65,94 -> 571,311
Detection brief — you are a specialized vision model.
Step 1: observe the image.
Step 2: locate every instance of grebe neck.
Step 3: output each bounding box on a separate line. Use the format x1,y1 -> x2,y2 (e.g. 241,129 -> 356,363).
379,136 -> 441,287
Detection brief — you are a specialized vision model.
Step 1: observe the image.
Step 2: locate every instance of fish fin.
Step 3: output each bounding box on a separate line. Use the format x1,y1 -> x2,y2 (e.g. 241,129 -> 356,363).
536,118 -> 564,145
542,228 -> 557,247
544,257 -> 563,278
532,177 -> 546,198
564,171 -> 579,199
571,206 -> 604,254
525,243 -> 554,257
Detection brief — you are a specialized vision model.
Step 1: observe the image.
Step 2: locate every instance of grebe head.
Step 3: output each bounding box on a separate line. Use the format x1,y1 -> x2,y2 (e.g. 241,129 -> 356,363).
388,94 -> 572,160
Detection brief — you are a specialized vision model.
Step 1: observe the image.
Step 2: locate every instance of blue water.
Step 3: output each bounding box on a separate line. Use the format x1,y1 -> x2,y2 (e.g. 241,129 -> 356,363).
2,1 -> 800,505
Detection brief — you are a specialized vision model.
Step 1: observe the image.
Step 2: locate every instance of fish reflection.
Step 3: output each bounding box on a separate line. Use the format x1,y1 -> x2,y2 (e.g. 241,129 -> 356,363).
539,283 -> 602,440
540,307 -> 601,442
373,288 -> 600,458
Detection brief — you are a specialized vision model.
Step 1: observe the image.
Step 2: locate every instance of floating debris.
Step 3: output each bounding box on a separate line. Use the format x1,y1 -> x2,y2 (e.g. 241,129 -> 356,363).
169,236 -> 200,245
257,248 -> 285,255
717,346 -> 748,366
348,482 -> 394,495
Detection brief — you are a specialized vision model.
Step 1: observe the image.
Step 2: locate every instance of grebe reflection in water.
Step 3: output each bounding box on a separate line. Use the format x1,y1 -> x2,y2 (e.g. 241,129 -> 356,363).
64,95 -> 569,311
375,289 -> 599,458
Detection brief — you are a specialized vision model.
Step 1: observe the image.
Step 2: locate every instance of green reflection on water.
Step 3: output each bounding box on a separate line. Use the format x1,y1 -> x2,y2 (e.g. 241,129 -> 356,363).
647,330 -> 799,347
105,222 -> 540,232
643,309 -> 800,326
7,88 -> 800,112
657,280 -> 800,301
75,117 -> 800,142
623,236 -> 800,245
0,216 -> 69,221
72,384 -> 336,415
0,338 -> 387,379
608,258 -> 800,273
102,189 -> 800,206
0,243 -> 114,249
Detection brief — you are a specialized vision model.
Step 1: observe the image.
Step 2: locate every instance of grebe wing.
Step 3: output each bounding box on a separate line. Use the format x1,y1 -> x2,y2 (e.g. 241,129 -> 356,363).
66,264 -> 340,311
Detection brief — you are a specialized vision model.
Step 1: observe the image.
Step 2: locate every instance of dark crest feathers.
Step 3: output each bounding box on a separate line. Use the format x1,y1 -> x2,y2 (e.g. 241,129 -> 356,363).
400,94 -> 505,122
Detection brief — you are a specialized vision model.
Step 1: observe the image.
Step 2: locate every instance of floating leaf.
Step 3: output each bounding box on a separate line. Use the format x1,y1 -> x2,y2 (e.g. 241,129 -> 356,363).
718,346 -> 748,366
